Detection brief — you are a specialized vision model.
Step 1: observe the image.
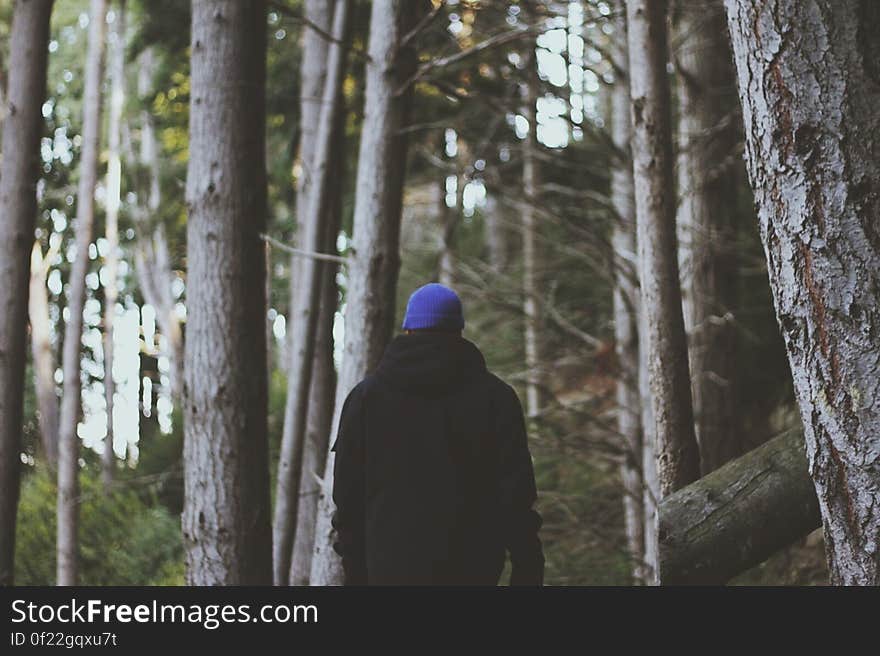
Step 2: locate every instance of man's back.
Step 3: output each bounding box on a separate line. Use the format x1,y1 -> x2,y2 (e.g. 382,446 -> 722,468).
331,332 -> 544,586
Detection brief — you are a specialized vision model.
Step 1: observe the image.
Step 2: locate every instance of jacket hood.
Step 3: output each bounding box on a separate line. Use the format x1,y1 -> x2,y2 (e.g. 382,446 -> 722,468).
374,333 -> 487,395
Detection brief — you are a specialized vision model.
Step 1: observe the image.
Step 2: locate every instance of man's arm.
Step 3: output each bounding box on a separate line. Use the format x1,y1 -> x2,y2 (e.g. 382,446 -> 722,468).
330,385 -> 367,585
497,383 -> 545,586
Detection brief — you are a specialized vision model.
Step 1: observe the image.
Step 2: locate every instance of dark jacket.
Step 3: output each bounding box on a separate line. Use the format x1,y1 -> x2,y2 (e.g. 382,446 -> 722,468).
331,332 -> 544,586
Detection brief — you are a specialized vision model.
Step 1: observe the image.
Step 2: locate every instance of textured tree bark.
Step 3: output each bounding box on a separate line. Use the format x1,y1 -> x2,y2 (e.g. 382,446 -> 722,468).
522,44 -> 545,419
101,0 -> 126,489
310,0 -> 427,586
610,3 -> 645,585
639,279 -> 659,583
183,0 -> 272,585
273,0 -> 350,586
29,242 -> 59,468
626,0 -> 700,501
57,0 -> 107,587
0,0 -> 52,585
134,48 -> 184,404
0,50 -> 6,131
725,0 -> 880,585
675,0 -> 741,475
659,429 -> 820,584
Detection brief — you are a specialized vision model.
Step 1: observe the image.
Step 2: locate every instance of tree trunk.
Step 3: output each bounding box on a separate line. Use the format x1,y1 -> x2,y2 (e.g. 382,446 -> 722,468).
483,194 -> 508,272
724,0 -> 880,585
659,429 -> 820,584
0,0 -> 52,585
289,196 -> 342,584
610,3 -> 645,585
134,48 -> 184,404
639,275 -> 659,583
310,0 -> 427,586
29,242 -> 59,468
57,0 -> 107,587
282,0 -> 332,379
626,0 -> 700,501
102,0 -> 126,489
273,0 -> 350,586
675,0 -> 740,475
273,0 -> 331,583
0,49 -> 6,133
522,45 -> 545,419
183,0 -> 272,585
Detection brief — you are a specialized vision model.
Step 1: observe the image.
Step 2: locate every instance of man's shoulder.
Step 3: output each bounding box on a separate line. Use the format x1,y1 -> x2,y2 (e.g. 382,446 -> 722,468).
345,376 -> 377,404
483,372 -> 522,407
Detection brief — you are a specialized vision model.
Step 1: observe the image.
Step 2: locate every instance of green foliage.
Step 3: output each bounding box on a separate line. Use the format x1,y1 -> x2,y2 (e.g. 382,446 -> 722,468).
128,409 -> 184,516
15,468 -> 184,586
534,450 -> 631,585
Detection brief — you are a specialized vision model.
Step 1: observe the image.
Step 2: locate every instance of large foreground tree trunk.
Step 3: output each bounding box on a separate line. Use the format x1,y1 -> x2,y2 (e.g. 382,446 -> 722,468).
310,0 -> 427,586
659,429 -> 820,584
610,2 -> 645,584
274,0 -> 350,586
102,0 -> 126,489
29,242 -> 59,468
626,0 -> 700,500
725,0 -> 880,585
183,0 -> 272,585
675,0 -> 741,475
0,0 -> 53,586
57,0 -> 107,587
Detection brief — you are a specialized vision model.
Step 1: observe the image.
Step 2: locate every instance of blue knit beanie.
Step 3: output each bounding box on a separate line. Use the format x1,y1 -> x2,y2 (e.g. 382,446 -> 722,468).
402,283 -> 465,331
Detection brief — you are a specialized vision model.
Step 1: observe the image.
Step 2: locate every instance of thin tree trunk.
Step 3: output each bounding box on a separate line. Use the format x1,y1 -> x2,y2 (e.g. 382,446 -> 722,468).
289,87 -> 347,586
284,0 -> 332,374
483,193 -> 507,272
639,276 -> 659,583
626,0 -> 700,502
522,45 -> 544,418
0,49 -> 7,133
135,48 -> 183,404
29,241 -> 60,468
134,226 -> 182,399
675,0 -> 740,475
725,0 -> 880,585
272,0 -> 333,584
102,0 -> 126,489
0,0 -> 53,586
289,188 -> 342,584
273,0 -> 350,586
183,0 -> 271,585
610,2 -> 645,585
57,0 -> 108,587
310,0 -> 428,586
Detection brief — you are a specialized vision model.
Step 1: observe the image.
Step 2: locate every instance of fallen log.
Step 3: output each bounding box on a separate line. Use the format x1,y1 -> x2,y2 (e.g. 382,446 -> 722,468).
658,429 -> 821,584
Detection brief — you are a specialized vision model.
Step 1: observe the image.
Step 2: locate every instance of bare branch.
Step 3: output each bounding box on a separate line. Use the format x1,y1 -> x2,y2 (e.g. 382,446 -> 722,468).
399,1 -> 446,50
395,25 -> 539,96
261,233 -> 348,264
